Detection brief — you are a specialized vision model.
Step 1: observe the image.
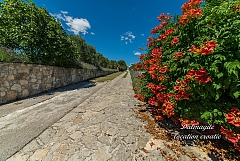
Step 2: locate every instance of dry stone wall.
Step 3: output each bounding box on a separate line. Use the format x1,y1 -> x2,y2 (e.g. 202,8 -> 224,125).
0,62 -> 115,104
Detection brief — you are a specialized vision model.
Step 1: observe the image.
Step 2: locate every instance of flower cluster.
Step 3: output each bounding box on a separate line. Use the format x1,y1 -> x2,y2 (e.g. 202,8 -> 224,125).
132,87 -> 138,91
170,38 -> 179,46
179,0 -> 203,25
157,13 -> 173,22
186,68 -> 212,84
146,36 -> 155,47
151,13 -> 173,35
146,82 -> 167,94
151,21 -> 167,34
155,115 -> 164,121
179,8 -> 202,25
135,62 -> 142,71
134,93 -> 144,101
220,126 -> 240,151
162,100 -> 175,117
174,51 -> 185,59
226,107 -> 240,127
179,118 -> 199,127
139,54 -> 147,61
174,79 -> 191,100
135,75 -> 144,79
156,28 -> 175,42
189,40 -> 218,55
132,0 -> 240,153
151,47 -> 163,58
181,0 -> 203,14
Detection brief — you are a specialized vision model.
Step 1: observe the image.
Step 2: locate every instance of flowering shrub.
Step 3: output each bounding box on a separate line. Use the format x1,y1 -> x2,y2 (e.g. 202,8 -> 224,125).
132,0 -> 240,151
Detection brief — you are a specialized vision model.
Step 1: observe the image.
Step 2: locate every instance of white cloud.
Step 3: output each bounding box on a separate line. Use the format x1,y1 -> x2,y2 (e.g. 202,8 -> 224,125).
61,10 -> 68,14
120,31 -> 136,44
133,51 -> 141,56
141,34 -> 144,36
51,10 -> 92,35
90,32 -> 95,35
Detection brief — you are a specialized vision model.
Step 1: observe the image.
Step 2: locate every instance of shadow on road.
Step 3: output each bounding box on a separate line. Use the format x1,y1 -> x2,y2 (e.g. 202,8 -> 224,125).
0,81 -> 97,106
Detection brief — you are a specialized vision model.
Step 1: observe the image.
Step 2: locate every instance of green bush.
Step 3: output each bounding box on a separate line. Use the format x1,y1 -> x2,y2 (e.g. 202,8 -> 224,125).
133,0 -> 240,151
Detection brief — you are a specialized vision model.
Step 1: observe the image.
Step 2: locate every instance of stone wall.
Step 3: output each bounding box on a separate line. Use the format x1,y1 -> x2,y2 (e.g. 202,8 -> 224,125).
0,62 -> 115,104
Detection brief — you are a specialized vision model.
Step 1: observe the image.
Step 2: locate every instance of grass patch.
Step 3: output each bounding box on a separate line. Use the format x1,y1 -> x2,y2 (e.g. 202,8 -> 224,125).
14,102 -> 23,105
123,71 -> 128,78
90,72 -> 123,82
0,50 -> 15,62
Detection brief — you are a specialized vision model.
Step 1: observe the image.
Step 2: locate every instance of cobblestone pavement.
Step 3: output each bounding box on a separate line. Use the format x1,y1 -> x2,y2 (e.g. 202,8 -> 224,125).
6,72 -> 211,161
0,81 -> 107,160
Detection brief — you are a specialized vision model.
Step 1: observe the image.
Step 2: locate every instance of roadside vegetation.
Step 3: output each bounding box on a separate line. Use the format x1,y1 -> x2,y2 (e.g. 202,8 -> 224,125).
89,72 -> 123,83
131,0 -> 240,159
0,0 -> 127,71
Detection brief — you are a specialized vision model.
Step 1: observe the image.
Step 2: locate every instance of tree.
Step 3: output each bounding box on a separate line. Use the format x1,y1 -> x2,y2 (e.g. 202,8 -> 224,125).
117,60 -> 127,71
69,34 -> 88,61
0,0 -> 76,67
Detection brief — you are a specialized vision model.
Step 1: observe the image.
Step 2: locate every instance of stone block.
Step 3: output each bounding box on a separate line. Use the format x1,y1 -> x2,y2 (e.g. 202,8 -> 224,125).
21,84 -> 28,89
18,66 -> 29,73
15,73 -> 27,79
3,81 -> 9,87
19,80 -> 28,85
11,84 -> 21,92
0,91 -> 6,97
31,84 -> 39,90
30,79 -> 37,83
7,75 -> 14,81
7,91 -> 17,101
22,89 -> 29,97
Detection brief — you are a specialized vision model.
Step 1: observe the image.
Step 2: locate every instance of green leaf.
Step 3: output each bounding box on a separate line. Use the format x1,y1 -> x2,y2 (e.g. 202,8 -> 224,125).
216,72 -> 224,78
224,60 -> 240,77
218,112 -> 222,116
233,91 -> 240,99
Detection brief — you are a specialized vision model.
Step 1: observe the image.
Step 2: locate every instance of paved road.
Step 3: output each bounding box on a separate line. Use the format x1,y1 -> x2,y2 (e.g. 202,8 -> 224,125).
3,72 -> 211,161
0,81 -> 107,161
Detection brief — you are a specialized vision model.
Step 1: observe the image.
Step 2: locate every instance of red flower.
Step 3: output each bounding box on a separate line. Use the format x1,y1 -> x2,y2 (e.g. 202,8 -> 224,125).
165,28 -> 175,36
132,87 -> 138,91
191,120 -> 199,126
159,68 -> 167,74
148,97 -> 159,106
226,108 -> 240,127
155,115 -> 163,121
162,21 -> 167,26
182,79 -> 190,84
139,54 -> 147,61
176,79 -> 181,84
220,126 -> 239,144
174,86 -> 180,91
174,51 -> 184,58
159,66 -> 168,74
134,94 -> 144,101
189,40 -> 218,55
146,83 -> 155,89
156,85 -> 166,91
151,47 -> 162,58
158,76 -> 165,81
170,38 -> 179,46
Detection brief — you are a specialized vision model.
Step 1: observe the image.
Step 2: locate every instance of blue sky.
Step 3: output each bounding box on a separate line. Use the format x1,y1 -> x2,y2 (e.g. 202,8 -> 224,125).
13,0 -> 189,66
